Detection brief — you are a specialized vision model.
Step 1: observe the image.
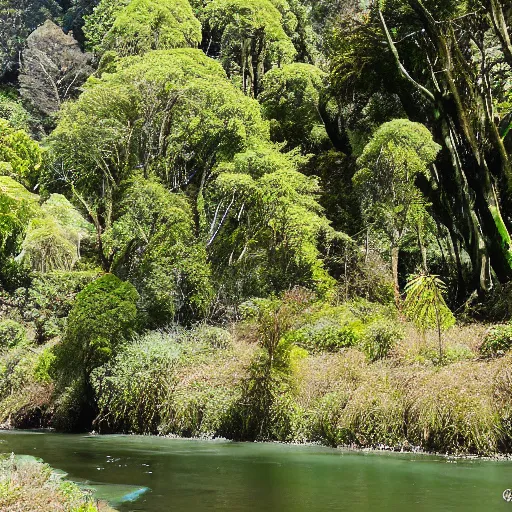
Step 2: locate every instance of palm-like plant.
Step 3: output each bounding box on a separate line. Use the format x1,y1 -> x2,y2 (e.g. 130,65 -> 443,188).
404,273 -> 455,362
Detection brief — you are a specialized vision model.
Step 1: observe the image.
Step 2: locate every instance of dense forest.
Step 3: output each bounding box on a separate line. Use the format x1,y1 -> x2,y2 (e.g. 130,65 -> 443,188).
0,0 -> 511,456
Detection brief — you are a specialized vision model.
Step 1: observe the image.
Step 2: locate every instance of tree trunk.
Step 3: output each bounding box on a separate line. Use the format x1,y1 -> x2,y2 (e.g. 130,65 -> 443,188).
391,245 -> 401,308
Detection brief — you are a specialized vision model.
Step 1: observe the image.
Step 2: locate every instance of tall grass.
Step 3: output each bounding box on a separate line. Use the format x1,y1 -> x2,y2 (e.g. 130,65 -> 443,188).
0,454 -> 114,511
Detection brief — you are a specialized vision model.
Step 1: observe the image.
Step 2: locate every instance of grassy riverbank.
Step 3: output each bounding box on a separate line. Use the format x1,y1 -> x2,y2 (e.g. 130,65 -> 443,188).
0,454 -> 115,511
0,304 -> 510,456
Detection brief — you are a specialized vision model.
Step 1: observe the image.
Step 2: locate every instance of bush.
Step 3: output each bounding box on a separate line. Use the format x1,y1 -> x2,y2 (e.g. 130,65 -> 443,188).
91,328 -> 251,435
360,318 -> 403,362
283,300 -> 397,355
33,348 -> 56,384
52,274 -> 139,387
0,320 -> 27,348
480,324 -> 512,357
286,319 -> 361,353
188,324 -> 232,349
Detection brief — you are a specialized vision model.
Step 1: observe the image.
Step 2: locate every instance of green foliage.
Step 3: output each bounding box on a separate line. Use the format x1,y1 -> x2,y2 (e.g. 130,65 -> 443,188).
0,119 -> 42,189
354,119 -> 440,302
283,299 -> 397,355
0,454 -> 113,511
92,327 -> 240,435
48,48 -> 332,303
104,178 -> 212,325
361,317 -> 403,362
83,0 -> 129,53
354,120 -> 440,245
204,0 -> 296,95
0,343 -> 40,408
0,320 -> 27,348
285,312 -> 362,353
404,273 -> 455,360
52,274 -> 139,384
260,63 -> 330,151
19,194 -> 93,273
47,49 -> 268,254
21,217 -> 79,272
101,0 -> 202,56
481,324 -> 512,358
0,176 -> 40,258
20,270 -> 100,342
33,348 -> 56,384
0,89 -> 32,131
211,148 -> 336,298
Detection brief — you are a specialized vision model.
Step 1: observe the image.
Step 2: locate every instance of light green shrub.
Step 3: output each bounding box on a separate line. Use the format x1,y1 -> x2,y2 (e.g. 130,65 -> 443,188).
188,324 -> 232,349
360,318 -> 404,362
92,328 -> 248,435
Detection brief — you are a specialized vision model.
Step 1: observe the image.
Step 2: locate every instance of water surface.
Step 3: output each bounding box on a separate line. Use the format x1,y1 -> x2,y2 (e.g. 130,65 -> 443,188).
1,431 -> 511,511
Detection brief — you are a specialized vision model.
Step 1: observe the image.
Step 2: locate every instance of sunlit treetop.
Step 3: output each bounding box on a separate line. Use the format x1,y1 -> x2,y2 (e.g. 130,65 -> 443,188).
85,0 -> 202,56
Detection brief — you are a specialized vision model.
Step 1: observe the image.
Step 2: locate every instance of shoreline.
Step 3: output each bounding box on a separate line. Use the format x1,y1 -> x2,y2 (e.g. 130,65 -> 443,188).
3,427 -> 512,462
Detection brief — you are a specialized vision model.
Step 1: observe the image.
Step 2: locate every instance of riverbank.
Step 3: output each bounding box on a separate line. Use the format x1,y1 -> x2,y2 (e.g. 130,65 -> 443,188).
0,453 -> 116,511
0,315 -> 510,456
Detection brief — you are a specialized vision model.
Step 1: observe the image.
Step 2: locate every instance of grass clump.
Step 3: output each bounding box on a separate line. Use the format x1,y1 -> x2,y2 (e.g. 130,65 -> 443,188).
0,454 -> 114,511
406,362 -> 504,454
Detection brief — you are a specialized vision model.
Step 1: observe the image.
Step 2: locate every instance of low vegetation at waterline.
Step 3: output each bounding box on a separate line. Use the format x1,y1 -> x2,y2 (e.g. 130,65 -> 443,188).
0,454 -> 115,511
0,292 -> 511,456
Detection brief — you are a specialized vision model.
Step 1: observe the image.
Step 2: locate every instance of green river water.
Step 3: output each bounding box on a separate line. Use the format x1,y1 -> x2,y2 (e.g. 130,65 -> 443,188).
1,430 -> 512,511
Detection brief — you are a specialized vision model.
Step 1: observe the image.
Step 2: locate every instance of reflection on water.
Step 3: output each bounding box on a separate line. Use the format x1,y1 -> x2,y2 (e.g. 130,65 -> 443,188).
0,431 -> 511,512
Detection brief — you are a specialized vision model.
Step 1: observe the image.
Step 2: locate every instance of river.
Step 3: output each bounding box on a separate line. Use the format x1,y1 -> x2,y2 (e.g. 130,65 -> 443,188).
0,431 -> 511,511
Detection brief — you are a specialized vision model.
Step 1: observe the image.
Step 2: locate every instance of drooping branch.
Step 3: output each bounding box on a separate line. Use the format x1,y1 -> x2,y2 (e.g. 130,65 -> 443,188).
378,10 -> 436,103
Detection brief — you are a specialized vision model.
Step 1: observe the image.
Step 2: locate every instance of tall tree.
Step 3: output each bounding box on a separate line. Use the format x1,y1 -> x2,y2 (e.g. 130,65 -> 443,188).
259,63 -> 331,152
96,0 -> 202,57
353,119 -> 440,305
19,20 -> 93,120
330,0 -> 512,296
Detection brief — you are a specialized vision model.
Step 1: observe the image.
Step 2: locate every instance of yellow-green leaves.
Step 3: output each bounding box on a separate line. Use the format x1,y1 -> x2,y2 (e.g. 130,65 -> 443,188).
0,176 -> 40,253
0,119 -> 42,190
260,63 -> 329,151
103,0 -> 202,56
19,194 -> 93,272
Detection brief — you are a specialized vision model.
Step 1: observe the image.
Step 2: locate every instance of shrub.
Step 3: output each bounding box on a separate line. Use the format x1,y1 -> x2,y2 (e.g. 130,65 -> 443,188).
92,328 -> 252,435
286,319 -> 361,353
33,348 -> 56,384
188,324 -> 232,349
0,320 -> 26,348
284,300 -> 397,355
480,324 -> 512,357
413,343 -> 475,366
52,274 -> 139,388
360,318 -> 403,362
